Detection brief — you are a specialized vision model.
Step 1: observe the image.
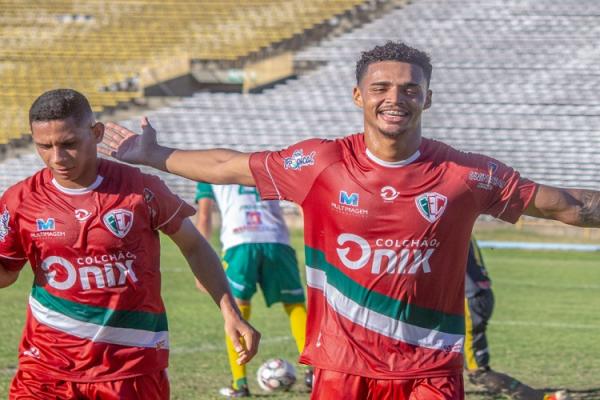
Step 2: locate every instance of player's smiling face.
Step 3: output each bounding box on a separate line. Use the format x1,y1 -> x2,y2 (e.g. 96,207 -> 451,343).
353,61 -> 432,140
31,116 -> 104,189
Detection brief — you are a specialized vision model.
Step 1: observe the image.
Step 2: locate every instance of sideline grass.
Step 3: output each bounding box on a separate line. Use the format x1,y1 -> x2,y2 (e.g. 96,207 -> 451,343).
0,229 -> 598,399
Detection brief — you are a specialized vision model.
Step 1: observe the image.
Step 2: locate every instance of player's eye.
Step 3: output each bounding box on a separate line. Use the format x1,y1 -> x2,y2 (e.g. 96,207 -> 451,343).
370,86 -> 386,93
63,142 -> 77,149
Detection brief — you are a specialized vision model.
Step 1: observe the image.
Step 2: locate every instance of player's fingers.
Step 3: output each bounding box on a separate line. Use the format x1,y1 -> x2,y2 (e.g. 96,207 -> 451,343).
228,332 -> 244,354
241,329 -> 260,361
105,122 -> 134,140
101,135 -> 123,150
97,145 -> 114,157
141,116 -> 153,130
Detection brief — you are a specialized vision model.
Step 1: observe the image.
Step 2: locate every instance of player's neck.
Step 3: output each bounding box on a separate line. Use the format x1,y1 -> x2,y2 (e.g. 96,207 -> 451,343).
364,127 -> 422,162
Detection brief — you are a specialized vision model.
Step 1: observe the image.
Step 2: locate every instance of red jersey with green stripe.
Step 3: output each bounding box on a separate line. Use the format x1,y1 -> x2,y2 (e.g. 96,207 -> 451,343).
0,159 -> 194,382
250,134 -> 536,378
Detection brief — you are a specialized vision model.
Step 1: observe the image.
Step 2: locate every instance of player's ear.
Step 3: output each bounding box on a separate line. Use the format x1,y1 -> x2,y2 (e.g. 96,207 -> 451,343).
423,89 -> 432,110
353,86 -> 364,108
91,122 -> 104,144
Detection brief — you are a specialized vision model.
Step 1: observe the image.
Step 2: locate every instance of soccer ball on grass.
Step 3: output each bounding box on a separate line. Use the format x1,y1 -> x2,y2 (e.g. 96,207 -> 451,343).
256,358 -> 296,392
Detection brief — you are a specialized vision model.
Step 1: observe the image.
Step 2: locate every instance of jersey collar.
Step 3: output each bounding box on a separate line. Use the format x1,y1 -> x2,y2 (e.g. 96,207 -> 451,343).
365,148 -> 421,168
51,175 -> 104,195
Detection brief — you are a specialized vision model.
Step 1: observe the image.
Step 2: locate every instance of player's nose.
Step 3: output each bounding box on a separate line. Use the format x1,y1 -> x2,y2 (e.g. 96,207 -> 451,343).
51,146 -> 69,165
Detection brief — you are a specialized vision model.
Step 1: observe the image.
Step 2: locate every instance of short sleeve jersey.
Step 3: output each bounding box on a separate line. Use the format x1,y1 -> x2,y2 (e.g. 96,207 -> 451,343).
0,159 -> 195,382
249,134 -> 536,379
195,182 -> 290,251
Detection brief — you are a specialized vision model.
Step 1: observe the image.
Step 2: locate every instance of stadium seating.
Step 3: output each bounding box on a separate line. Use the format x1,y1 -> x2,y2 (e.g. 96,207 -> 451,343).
0,0 -> 367,145
1,0 -> 599,202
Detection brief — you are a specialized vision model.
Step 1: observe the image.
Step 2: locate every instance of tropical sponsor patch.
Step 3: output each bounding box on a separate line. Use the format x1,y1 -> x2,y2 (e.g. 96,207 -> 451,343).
0,206 -> 10,242
283,149 -> 316,170
415,192 -> 447,223
103,209 -> 134,238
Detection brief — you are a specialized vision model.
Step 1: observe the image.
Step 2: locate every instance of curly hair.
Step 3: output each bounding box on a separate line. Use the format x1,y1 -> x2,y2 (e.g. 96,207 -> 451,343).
355,41 -> 432,85
29,88 -> 93,126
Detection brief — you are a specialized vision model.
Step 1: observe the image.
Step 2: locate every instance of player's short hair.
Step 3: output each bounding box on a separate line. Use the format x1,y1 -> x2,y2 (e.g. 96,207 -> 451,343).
29,88 -> 93,126
356,41 -> 432,85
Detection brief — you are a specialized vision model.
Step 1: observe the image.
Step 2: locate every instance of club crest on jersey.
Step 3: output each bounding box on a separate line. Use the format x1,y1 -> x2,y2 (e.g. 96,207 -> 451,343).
103,209 -> 134,238
0,207 -> 10,242
283,149 -> 316,170
415,192 -> 447,223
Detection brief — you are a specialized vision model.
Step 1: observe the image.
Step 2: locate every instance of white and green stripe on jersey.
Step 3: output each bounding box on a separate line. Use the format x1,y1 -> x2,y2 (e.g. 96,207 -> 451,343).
29,285 -> 169,349
305,246 -> 465,353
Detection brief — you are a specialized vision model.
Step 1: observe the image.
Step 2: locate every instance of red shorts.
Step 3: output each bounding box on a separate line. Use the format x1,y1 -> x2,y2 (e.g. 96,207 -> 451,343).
311,368 -> 464,400
9,369 -> 170,400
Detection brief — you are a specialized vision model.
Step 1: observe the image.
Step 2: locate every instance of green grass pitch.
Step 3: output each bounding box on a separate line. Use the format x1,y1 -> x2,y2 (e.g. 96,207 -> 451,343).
0,229 -> 598,399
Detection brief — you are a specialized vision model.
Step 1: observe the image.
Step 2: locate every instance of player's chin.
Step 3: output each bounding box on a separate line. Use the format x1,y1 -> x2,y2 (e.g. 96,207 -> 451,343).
378,126 -> 409,138
52,167 -> 75,178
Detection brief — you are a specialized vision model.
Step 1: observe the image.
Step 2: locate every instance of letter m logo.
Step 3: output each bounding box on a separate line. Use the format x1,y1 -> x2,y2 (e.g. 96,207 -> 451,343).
339,191 -> 359,207
36,218 -> 55,231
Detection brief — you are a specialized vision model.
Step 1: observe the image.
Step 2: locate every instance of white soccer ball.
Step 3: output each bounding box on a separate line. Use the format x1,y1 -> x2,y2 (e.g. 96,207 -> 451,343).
256,358 -> 296,392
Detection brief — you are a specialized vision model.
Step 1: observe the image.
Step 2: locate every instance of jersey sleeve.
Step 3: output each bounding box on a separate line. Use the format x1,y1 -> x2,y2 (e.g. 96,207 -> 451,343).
0,185 -> 28,271
195,182 -> 215,202
462,152 -> 537,223
142,174 -> 196,235
249,138 -> 342,204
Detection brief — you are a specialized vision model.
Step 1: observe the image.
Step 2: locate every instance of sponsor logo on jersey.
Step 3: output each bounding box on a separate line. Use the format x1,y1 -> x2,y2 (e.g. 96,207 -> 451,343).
23,346 -> 40,359
380,186 -> 400,201
103,209 -> 134,238
331,190 -> 368,216
246,211 -> 262,226
336,233 -> 439,275
283,149 -> 316,170
468,161 -> 506,191
0,207 -> 10,242
36,218 -> 55,231
41,252 -> 138,291
339,191 -> 359,207
75,209 -> 92,222
415,193 -> 447,223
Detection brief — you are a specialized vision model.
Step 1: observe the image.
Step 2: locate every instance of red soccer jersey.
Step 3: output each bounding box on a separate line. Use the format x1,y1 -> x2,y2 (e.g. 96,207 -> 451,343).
0,159 -> 194,382
250,134 -> 537,379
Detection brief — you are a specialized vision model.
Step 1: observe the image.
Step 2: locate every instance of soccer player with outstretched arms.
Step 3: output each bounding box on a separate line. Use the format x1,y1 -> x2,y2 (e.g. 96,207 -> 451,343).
0,89 -> 260,399
102,42 -> 599,400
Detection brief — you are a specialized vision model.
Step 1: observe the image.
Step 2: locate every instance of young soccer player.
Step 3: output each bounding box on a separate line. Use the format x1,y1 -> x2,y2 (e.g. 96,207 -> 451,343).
0,89 -> 260,399
102,42 -> 600,399
194,182 -> 309,397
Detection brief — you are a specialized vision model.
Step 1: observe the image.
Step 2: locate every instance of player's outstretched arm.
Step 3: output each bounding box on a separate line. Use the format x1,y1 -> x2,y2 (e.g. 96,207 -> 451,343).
101,118 -> 255,186
524,184 -> 600,227
0,264 -> 19,288
168,219 -> 260,365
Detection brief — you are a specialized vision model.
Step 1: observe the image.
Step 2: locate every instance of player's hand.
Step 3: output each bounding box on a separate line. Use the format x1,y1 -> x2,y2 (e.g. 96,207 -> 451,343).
100,117 -> 160,166
225,317 -> 261,365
